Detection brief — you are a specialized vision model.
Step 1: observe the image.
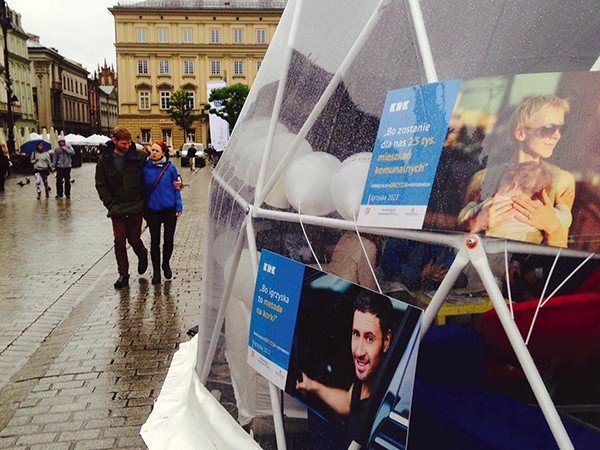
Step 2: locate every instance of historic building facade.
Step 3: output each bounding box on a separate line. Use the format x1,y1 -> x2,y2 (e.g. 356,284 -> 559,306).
90,63 -> 119,136
110,0 -> 285,150
27,35 -> 91,136
0,7 -> 36,145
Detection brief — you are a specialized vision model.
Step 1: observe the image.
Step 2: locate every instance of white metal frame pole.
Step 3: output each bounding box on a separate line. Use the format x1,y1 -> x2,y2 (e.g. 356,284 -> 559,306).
253,205 -> 458,247
419,247 -> 470,337
254,0 -> 304,203
245,211 -> 288,450
406,0 -> 438,82
268,382 -> 287,450
196,186 -> 216,377
467,235 -> 574,450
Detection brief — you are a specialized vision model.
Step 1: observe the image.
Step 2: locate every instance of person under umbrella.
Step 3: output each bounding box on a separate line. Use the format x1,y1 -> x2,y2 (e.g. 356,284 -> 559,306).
20,138 -> 51,155
30,140 -> 53,199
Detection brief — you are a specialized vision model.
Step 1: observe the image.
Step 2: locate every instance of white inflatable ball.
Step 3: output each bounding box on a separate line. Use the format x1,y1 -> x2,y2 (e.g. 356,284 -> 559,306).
330,152 -> 372,221
284,152 -> 341,216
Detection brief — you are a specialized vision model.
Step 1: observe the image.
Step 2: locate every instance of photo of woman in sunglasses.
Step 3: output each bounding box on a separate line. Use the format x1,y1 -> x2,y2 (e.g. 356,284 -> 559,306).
458,94 -> 574,248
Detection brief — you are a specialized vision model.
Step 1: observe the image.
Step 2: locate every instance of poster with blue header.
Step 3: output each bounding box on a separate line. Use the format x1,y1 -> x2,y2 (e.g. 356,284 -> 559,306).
247,250 -> 305,389
247,250 -> 424,449
357,80 -> 461,228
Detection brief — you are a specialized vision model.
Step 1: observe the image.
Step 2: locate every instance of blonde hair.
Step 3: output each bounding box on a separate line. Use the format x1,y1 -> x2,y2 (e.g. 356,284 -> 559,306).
498,161 -> 552,198
509,95 -> 570,141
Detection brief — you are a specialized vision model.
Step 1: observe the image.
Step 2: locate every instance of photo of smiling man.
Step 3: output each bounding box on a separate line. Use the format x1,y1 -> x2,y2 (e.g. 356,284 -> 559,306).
283,272 -> 422,450
295,292 -> 393,425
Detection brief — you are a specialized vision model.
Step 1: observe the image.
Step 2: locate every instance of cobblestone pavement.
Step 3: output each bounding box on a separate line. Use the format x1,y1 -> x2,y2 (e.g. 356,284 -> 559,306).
0,161 -> 215,449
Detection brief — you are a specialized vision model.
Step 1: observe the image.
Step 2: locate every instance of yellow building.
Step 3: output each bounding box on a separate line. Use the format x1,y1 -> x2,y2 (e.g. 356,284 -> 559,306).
110,0 -> 285,151
0,6 -> 36,149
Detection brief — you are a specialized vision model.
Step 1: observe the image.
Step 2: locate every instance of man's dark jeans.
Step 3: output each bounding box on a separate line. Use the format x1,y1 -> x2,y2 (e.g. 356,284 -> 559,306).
111,214 -> 146,277
56,167 -> 72,197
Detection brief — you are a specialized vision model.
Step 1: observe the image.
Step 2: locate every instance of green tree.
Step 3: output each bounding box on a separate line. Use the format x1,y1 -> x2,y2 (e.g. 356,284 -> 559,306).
168,90 -> 201,138
203,83 -> 250,131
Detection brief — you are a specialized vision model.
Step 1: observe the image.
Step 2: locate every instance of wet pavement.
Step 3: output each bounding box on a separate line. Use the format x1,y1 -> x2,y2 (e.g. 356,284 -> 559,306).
0,161 -> 217,449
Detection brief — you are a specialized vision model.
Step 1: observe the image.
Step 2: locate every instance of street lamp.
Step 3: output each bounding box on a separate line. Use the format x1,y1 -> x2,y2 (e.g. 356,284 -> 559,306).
0,0 -> 15,154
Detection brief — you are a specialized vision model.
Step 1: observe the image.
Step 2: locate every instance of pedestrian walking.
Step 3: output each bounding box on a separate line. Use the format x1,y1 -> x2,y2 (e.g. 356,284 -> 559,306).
0,143 -> 9,193
95,126 -> 149,289
52,137 -> 76,198
187,143 -> 197,172
31,141 -> 53,199
206,143 -> 215,167
143,141 -> 183,284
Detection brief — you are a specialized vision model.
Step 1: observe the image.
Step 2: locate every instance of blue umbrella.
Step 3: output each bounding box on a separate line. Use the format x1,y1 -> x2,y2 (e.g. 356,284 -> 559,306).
20,139 -> 51,155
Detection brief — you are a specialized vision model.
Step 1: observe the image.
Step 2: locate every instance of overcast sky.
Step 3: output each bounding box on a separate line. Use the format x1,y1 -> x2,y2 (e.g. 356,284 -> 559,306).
9,0 -> 117,74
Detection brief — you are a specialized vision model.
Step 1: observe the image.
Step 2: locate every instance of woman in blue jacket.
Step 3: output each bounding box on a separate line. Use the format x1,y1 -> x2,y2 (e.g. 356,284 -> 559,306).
143,141 -> 183,284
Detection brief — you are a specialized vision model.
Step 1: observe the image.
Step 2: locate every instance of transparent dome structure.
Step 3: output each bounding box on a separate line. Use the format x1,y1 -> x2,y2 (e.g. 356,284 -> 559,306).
147,1 -> 600,449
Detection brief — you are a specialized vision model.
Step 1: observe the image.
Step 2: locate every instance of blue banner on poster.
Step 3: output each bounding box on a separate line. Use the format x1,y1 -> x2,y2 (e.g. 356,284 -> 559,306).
357,80 -> 461,228
247,251 -> 305,388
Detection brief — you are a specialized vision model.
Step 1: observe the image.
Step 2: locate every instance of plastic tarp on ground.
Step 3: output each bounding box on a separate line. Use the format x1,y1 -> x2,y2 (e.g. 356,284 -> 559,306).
140,336 -> 262,450
142,0 -> 600,449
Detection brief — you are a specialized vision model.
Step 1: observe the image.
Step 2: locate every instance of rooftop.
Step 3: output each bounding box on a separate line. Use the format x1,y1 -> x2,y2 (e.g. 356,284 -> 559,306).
113,0 -> 286,10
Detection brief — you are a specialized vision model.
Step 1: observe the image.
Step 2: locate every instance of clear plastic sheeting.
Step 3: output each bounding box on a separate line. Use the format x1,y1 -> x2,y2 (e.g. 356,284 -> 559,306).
189,0 -> 600,448
419,0 -> 600,77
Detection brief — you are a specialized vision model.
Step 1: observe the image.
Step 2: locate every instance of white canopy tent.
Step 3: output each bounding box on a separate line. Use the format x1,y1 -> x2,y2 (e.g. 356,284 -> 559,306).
63,133 -> 87,145
82,134 -> 111,146
142,1 -> 600,449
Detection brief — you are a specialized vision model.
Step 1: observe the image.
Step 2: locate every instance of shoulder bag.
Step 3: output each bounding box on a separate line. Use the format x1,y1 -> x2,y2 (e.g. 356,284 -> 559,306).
144,162 -> 171,218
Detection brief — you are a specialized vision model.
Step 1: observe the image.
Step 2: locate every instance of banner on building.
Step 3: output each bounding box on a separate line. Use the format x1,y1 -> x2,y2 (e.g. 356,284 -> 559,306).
206,80 -> 230,152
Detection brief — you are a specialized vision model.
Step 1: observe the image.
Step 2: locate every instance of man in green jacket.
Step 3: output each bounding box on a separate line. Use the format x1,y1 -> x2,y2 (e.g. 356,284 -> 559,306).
95,126 -> 149,289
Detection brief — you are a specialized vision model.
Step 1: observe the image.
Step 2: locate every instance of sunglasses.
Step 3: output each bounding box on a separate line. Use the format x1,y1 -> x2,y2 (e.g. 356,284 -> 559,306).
525,124 -> 565,138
